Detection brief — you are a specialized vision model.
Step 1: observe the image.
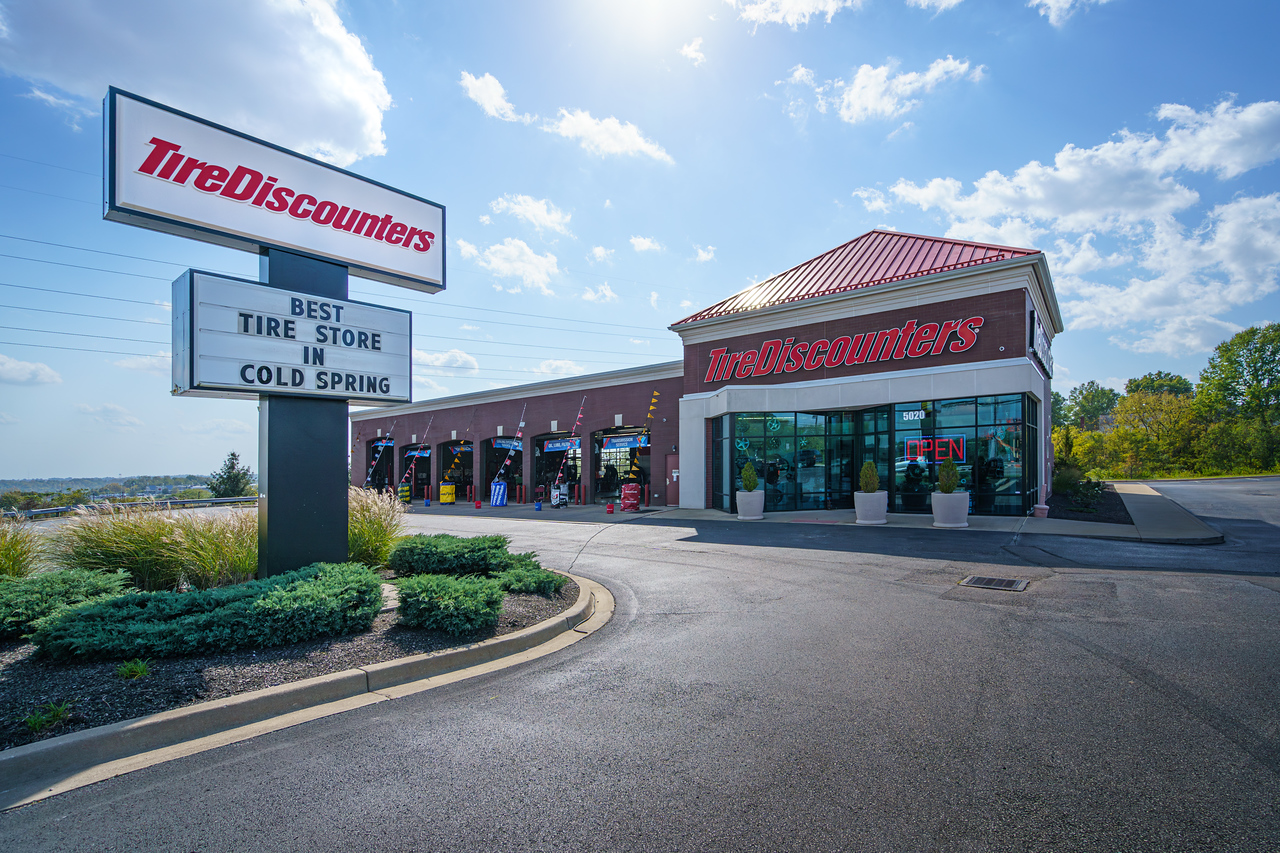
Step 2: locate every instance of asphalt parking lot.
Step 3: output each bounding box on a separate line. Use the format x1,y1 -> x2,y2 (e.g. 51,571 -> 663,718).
3,477 -> 1278,851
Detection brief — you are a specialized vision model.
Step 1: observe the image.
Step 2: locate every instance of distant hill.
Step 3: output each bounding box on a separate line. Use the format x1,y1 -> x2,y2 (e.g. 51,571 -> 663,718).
0,475 -> 207,494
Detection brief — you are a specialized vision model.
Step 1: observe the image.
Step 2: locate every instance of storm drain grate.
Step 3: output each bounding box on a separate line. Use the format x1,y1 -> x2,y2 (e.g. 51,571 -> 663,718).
959,576 -> 1029,592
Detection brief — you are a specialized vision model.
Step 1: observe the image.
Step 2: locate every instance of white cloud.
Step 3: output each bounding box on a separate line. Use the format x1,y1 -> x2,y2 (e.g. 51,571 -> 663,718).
456,239 -> 479,259
0,0 -> 391,166
852,187 -> 890,212
479,215 -> 491,225
179,419 -> 252,436
650,292 -> 660,309
533,359 -> 586,376
589,246 -> 614,264
113,350 -> 170,374
413,375 -> 450,396
630,338 -> 651,346
907,0 -> 964,10
582,283 -> 619,303
413,348 -> 480,374
604,199 -> 613,209
1028,0 -> 1114,27
544,109 -> 674,164
490,194 -> 574,236
0,353 -> 61,384
459,71 -> 534,123
838,56 -> 982,124
631,236 -> 663,252
889,99 -> 1280,355
730,0 -> 863,30
694,245 -> 716,262
887,121 -> 914,140
680,300 -> 695,308
76,403 -> 142,431
460,324 -> 480,331
680,37 -> 706,67
0,412 -> 16,424
472,238 -> 559,295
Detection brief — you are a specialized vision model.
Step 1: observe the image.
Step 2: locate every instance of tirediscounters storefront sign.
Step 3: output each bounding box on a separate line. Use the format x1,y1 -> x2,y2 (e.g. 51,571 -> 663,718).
173,270 -> 411,403
106,88 -> 444,293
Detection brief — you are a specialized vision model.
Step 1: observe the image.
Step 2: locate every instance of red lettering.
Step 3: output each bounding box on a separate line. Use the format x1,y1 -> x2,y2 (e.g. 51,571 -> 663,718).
847,334 -> 871,365
907,323 -> 939,357
891,320 -> 916,359
753,340 -> 782,375
704,348 -> 727,383
735,350 -> 758,378
192,164 -> 229,193
804,339 -> 829,370
773,338 -> 796,374
355,211 -> 381,237
825,336 -> 851,367
868,329 -> 900,361
250,177 -> 278,206
312,200 -> 339,225
288,193 -> 317,219
931,319 -> 964,355
721,352 -> 743,381
218,165 -> 263,201
157,151 -> 183,180
374,214 -> 395,241
784,341 -> 808,372
950,316 -> 984,352
386,221 -> 408,245
171,156 -> 206,185
138,138 -> 181,175
265,185 -> 294,212
412,231 -> 434,252
333,206 -> 362,232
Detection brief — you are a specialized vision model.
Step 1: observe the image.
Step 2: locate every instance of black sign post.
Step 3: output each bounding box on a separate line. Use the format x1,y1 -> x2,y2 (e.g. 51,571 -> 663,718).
257,249 -> 350,577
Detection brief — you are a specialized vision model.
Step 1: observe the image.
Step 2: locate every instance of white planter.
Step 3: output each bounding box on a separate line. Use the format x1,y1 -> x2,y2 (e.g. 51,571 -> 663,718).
736,489 -> 765,520
854,490 -> 888,525
931,490 -> 970,528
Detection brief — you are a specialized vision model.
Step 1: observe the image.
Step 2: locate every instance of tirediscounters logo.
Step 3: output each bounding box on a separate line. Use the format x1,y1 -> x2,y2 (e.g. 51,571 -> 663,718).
703,316 -> 984,383
106,88 -> 445,293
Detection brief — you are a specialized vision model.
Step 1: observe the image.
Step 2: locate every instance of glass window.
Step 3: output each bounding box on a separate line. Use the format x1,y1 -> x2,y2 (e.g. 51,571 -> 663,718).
735,413 -> 765,435
797,433 -> 826,509
894,430 -> 932,512
896,401 -> 931,431
978,395 -> 1023,426
934,397 -> 976,428
764,413 -> 795,437
796,412 -> 824,436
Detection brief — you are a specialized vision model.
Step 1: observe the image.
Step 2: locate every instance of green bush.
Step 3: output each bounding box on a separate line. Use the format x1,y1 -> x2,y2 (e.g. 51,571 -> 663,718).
348,487 -> 406,567
859,461 -> 879,494
1,517 -> 45,578
172,510 -> 257,590
0,569 -> 130,640
936,460 -> 960,494
740,461 -> 758,492
29,562 -> 381,661
50,503 -> 183,591
388,534 -> 516,577
396,574 -> 504,635
494,566 -> 568,597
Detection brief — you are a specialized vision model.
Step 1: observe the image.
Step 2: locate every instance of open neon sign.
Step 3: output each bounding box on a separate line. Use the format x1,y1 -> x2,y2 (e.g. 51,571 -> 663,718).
904,434 -> 967,464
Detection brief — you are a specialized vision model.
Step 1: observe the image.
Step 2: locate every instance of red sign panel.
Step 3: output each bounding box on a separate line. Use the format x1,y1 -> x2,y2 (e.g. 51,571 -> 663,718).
904,434 -> 967,464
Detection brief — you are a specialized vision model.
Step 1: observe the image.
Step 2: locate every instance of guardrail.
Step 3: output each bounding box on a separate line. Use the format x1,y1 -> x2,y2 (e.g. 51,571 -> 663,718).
2,496 -> 258,520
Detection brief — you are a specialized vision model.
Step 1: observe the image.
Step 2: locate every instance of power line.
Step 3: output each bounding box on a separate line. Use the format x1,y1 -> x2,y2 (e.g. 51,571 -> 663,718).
0,233 -> 246,275
0,183 -> 98,207
0,152 -> 99,177
0,251 -> 174,280
0,281 -> 163,306
0,303 -> 166,325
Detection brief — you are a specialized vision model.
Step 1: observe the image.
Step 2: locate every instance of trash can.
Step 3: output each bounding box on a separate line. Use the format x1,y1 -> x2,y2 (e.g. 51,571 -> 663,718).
439,482 -> 456,505
621,482 -> 641,512
398,483 -> 411,503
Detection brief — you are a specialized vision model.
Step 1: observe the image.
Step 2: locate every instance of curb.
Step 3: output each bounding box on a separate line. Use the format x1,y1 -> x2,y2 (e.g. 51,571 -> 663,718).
1111,484 -> 1224,545
0,573 -> 612,810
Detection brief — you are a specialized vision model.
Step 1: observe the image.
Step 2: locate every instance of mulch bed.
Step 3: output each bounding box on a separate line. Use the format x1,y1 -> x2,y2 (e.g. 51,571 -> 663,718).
1046,483 -> 1134,525
0,580 -> 577,752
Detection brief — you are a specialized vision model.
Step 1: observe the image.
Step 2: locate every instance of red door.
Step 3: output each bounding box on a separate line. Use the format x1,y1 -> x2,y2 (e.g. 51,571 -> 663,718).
665,454 -> 680,506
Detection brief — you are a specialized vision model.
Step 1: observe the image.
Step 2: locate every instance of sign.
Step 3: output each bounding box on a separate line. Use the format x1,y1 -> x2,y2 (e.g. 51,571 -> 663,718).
373,439 -> 395,448
897,409 -> 928,427
492,438 -> 522,450
903,434 -> 967,464
490,481 -> 508,507
1029,309 -> 1054,378
404,448 -> 430,458
603,434 -> 649,450
702,316 -> 985,383
446,444 -> 473,454
172,270 -> 411,403
106,88 -> 445,293
543,437 -> 580,452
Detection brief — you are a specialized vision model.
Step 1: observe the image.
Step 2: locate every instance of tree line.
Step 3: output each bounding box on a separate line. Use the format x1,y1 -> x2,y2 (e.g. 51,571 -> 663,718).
1052,324 -> 1280,480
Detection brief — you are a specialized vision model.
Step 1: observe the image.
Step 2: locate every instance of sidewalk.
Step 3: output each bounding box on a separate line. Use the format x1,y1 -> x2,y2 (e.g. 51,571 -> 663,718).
405,484 -> 1223,545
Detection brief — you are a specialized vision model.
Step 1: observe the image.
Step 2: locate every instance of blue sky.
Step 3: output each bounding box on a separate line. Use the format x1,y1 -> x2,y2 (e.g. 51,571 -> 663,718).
0,0 -> 1277,479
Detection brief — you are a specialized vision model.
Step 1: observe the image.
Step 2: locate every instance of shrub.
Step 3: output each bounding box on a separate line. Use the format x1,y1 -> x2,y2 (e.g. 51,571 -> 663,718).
494,566 -> 568,597
28,562 -> 381,661
50,503 -> 184,591
859,461 -> 879,494
117,658 -> 151,679
0,517 -> 45,578
172,510 -> 257,590
24,701 -> 72,733
396,574 -> 505,635
388,534 -> 515,577
348,487 -> 406,567
0,569 -> 130,640
740,461 -> 758,492
937,460 -> 960,494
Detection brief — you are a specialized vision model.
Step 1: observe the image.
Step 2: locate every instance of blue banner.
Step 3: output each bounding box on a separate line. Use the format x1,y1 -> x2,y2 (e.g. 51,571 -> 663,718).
447,445 -> 473,454
492,438 -> 521,450
603,434 -> 649,450
543,437 -> 581,452
490,481 -> 507,507
404,449 -> 430,458
373,439 -> 394,447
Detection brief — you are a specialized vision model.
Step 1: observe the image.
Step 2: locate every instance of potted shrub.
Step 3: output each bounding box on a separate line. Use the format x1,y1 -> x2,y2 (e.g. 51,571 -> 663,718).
931,459 -> 969,528
854,461 -> 888,525
736,461 -> 765,520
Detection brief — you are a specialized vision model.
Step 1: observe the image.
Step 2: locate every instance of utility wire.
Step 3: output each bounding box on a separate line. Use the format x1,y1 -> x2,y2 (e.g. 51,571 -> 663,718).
0,152 -> 99,177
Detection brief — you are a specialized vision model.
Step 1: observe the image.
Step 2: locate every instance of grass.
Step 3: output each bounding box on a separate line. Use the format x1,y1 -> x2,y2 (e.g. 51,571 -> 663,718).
116,658 -> 152,679
24,701 -> 71,733
171,510 -> 257,590
348,487 -> 406,567
50,503 -> 182,591
0,516 -> 45,578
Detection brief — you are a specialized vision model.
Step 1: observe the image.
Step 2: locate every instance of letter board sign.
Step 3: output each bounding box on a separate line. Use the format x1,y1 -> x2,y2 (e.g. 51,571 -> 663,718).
106,88 -> 445,293
172,270 -> 411,404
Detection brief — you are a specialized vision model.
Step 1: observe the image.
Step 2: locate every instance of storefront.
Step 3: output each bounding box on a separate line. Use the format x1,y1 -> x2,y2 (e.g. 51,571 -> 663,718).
400,444 -> 431,499
483,437 -> 523,499
364,437 -> 394,490
351,230 -> 1060,517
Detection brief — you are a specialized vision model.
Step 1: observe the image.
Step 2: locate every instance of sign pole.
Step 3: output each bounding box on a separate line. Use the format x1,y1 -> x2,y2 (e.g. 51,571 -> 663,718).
257,249 -> 350,578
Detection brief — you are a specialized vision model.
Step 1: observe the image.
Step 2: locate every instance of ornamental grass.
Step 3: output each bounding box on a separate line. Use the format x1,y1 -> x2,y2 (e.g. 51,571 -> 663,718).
0,516 -> 45,579
347,487 -> 405,568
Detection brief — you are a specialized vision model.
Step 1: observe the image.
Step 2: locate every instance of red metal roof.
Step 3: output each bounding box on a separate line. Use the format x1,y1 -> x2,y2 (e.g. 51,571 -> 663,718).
673,230 -> 1040,326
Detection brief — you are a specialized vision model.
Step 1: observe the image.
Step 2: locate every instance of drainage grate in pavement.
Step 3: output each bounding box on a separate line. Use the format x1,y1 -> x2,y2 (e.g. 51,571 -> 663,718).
959,576 -> 1029,592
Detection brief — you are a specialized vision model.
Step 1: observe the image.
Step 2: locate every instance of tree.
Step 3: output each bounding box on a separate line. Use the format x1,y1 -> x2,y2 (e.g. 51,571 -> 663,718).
1125,371 -> 1193,397
1051,390 -> 1070,428
1196,323 -> 1280,424
1067,380 -> 1121,431
208,452 -> 255,498
1112,391 -> 1200,472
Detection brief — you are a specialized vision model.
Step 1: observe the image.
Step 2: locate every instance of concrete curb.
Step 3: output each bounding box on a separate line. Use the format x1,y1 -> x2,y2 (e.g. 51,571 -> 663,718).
0,573 -> 611,810
1112,483 -> 1224,545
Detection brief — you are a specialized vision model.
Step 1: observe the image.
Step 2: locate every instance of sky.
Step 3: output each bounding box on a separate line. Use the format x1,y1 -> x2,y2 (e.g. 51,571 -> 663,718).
0,0 -> 1277,480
